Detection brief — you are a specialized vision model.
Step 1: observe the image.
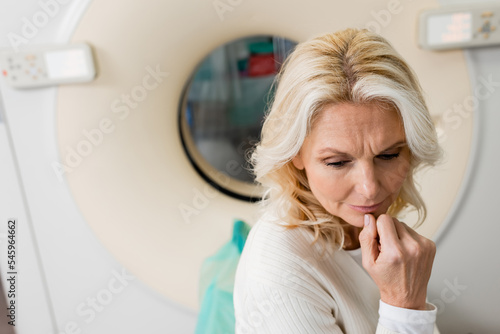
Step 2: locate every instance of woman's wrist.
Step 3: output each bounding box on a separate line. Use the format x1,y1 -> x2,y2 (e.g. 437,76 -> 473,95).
380,294 -> 428,311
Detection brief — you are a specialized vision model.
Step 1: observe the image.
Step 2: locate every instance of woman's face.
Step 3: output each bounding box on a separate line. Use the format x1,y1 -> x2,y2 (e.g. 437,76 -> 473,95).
292,103 -> 411,228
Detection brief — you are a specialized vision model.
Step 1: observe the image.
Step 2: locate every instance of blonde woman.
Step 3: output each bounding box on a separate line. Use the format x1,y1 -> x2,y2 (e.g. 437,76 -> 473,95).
233,28 -> 441,334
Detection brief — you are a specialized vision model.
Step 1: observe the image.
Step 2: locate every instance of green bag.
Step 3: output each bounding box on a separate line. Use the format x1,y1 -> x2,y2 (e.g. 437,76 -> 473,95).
195,220 -> 251,334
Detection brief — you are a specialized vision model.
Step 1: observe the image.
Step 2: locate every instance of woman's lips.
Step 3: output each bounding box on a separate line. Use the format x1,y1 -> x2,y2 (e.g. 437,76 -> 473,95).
346,202 -> 383,214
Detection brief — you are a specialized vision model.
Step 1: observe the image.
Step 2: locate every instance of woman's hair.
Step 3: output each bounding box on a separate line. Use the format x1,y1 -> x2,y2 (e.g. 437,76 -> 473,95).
250,28 -> 442,248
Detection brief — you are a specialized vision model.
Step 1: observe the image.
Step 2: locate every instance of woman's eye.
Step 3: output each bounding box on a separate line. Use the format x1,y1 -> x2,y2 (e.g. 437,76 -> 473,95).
377,153 -> 400,161
326,161 -> 350,168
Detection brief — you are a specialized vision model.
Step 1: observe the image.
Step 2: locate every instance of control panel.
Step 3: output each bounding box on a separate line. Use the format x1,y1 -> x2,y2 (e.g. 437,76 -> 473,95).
419,4 -> 500,50
0,43 -> 96,89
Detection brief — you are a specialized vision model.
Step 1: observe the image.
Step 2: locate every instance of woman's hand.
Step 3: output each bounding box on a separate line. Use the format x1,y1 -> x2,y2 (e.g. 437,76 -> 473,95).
358,214 -> 436,310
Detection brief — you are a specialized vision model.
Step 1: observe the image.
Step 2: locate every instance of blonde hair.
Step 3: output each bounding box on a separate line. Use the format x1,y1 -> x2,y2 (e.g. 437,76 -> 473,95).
251,28 -> 442,248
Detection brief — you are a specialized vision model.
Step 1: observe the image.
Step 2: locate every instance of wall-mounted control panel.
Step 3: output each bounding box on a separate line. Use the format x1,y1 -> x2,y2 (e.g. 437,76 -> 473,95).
419,4 -> 500,50
0,43 -> 96,89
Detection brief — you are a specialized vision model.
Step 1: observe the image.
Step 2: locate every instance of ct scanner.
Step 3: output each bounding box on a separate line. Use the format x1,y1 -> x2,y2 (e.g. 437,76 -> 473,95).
0,0 -> 498,333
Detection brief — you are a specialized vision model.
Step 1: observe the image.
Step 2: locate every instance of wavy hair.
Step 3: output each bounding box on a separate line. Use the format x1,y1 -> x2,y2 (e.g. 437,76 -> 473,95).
250,28 -> 442,248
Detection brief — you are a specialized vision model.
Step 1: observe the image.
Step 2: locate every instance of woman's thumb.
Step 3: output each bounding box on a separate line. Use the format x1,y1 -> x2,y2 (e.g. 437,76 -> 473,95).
359,214 -> 379,267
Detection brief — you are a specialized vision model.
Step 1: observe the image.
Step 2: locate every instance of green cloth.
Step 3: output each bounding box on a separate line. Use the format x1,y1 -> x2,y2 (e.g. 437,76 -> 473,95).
195,220 -> 252,334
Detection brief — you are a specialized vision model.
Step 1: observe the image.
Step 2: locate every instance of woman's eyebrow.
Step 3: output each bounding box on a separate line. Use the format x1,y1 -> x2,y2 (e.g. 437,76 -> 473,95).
317,140 -> 407,155
379,140 -> 407,153
317,147 -> 347,155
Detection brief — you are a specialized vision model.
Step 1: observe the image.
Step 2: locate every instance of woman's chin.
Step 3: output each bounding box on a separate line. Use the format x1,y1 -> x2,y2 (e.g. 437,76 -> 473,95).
341,213 -> 365,228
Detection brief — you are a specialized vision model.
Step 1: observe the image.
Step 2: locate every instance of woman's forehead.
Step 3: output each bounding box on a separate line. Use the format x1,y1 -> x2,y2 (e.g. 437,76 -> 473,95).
312,102 -> 402,131
306,103 -> 406,154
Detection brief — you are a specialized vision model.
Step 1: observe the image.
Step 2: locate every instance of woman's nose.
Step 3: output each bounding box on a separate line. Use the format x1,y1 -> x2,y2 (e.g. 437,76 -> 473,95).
354,162 -> 380,200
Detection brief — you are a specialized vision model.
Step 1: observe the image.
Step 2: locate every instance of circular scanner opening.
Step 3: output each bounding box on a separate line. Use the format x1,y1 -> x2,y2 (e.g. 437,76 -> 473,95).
179,35 -> 298,201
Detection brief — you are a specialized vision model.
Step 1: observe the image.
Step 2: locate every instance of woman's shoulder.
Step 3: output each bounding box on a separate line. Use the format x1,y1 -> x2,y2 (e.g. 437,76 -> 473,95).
239,213 -> 336,277
245,213 -> 317,255
235,213 -> 342,308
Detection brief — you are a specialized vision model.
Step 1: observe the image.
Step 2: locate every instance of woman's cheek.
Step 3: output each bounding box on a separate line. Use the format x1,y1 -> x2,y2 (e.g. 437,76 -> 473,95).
384,162 -> 410,191
310,168 -> 342,203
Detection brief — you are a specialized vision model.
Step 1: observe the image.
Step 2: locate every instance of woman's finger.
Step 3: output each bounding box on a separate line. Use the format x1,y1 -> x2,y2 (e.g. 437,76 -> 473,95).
375,214 -> 400,249
392,218 -> 413,241
359,214 -> 380,268
400,221 -> 422,239
394,219 -> 429,246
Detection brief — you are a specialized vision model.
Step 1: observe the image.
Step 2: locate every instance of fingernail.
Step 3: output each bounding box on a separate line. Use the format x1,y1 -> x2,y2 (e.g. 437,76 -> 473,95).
364,214 -> 370,227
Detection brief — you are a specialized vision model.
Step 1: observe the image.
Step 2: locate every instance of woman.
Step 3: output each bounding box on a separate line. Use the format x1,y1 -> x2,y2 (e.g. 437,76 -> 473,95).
233,28 -> 442,334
